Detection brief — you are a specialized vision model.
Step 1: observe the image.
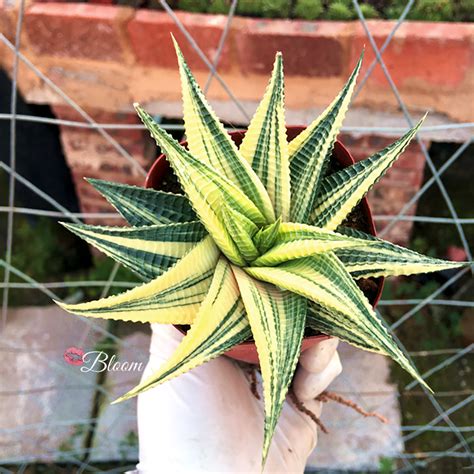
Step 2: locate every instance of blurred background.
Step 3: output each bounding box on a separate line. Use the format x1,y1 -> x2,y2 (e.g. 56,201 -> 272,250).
0,0 -> 473,472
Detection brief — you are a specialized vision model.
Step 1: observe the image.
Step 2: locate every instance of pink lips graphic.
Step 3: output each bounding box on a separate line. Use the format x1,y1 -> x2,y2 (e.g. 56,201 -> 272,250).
64,346 -> 85,366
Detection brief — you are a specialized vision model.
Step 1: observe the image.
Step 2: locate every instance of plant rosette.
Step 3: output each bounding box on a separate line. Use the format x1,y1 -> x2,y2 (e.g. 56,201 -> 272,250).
145,128 -> 384,364
56,38 -> 470,466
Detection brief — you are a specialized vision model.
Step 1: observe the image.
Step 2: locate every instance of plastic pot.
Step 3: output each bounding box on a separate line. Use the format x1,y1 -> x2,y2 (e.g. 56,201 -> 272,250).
145,126 -> 384,363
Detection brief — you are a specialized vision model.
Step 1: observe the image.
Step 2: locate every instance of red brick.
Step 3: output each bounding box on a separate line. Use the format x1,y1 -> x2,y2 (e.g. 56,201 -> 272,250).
0,0 -> 15,43
350,20 -> 474,88
24,3 -> 132,61
396,151 -> 426,172
127,11 -> 232,71
236,19 -> 349,77
384,166 -> 422,187
53,105 -> 144,142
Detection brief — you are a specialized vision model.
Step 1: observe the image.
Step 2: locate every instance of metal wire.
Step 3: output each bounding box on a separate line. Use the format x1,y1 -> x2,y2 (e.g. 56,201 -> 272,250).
0,0 -> 472,470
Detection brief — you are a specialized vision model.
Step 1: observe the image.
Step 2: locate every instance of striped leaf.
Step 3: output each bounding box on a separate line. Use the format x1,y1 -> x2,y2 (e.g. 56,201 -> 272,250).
289,54 -> 363,223
222,206 -> 260,263
239,53 -> 290,220
115,258 -> 251,403
173,38 -> 275,224
136,104 -> 267,266
306,302 -> 382,353
233,267 -> 307,465
246,252 -> 430,391
87,178 -> 195,226
311,116 -> 426,230
336,227 -> 467,278
56,236 -> 219,325
61,221 -> 206,281
251,222 -> 375,267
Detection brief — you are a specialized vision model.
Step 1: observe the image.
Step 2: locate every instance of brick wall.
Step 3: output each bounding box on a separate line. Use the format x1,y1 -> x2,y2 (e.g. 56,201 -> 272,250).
53,105 -> 156,226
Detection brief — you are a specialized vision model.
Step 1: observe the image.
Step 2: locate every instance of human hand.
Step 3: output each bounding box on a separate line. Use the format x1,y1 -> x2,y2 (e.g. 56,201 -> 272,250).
135,324 -> 341,473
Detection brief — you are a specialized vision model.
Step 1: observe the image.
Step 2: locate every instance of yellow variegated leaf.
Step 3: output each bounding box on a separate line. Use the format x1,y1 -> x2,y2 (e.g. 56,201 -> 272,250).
61,221 -> 206,281
115,258 -> 251,402
56,236 -> 219,324
239,53 -> 290,220
306,303 -> 382,353
136,104 -> 268,265
251,221 -> 375,266
246,252 -> 430,391
336,227 -> 468,278
289,54 -> 363,223
173,38 -> 275,224
87,178 -> 195,226
312,116 -> 426,230
233,266 -> 306,465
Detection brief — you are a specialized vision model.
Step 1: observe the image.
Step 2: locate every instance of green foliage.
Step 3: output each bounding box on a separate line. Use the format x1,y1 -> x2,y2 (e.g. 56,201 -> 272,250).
208,0 -> 231,14
178,0 -> 208,13
379,457 -> 395,474
261,0 -> 291,18
325,1 -> 356,20
236,0 -> 263,16
360,2 -> 380,19
454,0 -> 474,21
173,0 -> 470,21
408,0 -> 454,21
293,0 -> 323,20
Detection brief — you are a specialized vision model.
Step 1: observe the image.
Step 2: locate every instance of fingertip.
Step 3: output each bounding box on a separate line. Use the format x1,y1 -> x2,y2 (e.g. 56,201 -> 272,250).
299,337 -> 339,373
293,351 -> 342,401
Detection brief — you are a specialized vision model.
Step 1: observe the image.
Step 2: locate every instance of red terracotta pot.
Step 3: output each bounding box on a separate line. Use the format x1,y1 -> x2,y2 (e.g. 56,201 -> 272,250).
145,126 -> 384,363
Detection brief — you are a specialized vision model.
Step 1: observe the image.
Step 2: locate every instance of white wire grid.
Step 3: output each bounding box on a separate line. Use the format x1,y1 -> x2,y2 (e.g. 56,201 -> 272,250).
0,0 -> 473,471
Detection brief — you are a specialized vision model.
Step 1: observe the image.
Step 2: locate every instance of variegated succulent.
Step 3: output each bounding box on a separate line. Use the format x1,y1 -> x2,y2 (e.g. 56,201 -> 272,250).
57,40 -> 468,465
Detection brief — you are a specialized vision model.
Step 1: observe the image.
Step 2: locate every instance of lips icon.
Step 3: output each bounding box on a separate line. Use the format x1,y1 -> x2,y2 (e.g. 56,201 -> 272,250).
64,346 -> 85,366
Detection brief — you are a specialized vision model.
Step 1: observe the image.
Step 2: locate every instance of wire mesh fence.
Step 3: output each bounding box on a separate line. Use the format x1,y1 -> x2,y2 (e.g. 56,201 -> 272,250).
0,0 -> 473,472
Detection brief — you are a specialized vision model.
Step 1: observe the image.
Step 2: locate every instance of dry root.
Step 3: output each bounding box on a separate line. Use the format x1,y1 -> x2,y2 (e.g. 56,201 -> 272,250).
289,391 -> 329,433
247,367 -> 260,400
316,391 -> 388,425
290,390 -> 388,432
243,366 -> 387,432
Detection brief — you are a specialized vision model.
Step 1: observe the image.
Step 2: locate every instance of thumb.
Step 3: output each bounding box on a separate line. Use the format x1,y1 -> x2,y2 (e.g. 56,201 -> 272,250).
292,338 -> 342,401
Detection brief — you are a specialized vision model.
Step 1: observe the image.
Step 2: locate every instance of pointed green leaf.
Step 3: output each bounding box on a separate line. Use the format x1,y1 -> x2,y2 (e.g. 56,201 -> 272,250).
56,236 -> 219,325
136,104 -> 268,265
289,54 -> 363,223
61,221 -> 206,281
239,53 -> 290,220
253,216 -> 282,254
312,116 -> 426,230
246,252 -> 430,391
116,258 -> 251,402
233,267 -> 307,465
306,302 -> 382,353
335,227 -> 468,278
222,206 -> 260,263
173,38 -> 275,224
251,222 -> 375,267
87,178 -> 195,226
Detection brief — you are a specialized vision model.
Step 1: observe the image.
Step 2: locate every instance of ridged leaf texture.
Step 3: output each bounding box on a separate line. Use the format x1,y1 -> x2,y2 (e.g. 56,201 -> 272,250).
57,41 -> 470,468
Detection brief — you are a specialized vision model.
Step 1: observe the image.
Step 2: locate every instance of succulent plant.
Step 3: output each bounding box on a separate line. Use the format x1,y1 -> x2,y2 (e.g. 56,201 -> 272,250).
57,39 -> 468,465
